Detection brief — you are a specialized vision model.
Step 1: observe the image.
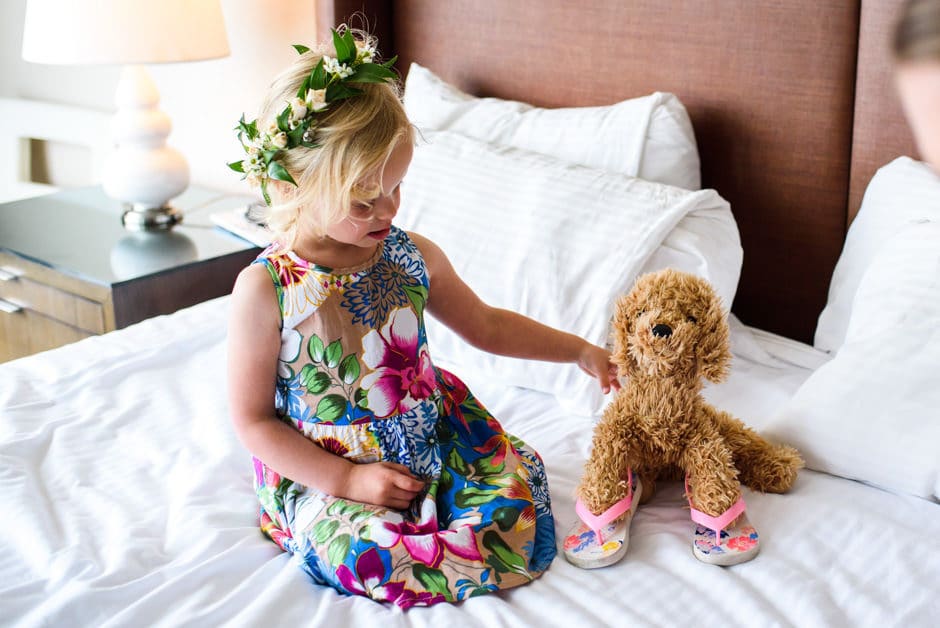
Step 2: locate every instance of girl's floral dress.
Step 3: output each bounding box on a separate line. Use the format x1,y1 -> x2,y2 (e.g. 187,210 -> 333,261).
250,226 -> 556,609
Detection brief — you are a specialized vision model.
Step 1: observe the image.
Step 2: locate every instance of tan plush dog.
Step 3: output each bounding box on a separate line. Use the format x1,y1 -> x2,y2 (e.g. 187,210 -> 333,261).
564,269 -> 803,568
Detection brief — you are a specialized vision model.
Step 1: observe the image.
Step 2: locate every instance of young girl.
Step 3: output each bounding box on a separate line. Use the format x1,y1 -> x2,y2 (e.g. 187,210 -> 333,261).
227,29 -> 618,609
894,0 -> 940,171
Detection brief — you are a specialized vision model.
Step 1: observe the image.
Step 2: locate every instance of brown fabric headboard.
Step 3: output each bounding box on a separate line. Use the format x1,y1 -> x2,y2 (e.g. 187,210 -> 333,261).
318,0 -> 917,344
850,0 -> 920,222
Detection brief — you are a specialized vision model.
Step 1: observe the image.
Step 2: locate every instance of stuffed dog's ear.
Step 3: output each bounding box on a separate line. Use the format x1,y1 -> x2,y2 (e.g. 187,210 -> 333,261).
611,293 -> 640,377
697,296 -> 732,383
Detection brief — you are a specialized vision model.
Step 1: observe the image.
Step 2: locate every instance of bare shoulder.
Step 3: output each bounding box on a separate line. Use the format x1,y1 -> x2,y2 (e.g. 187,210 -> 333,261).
404,230 -> 487,329
229,262 -> 279,331
405,230 -> 440,256
405,231 -> 449,278
232,261 -> 274,298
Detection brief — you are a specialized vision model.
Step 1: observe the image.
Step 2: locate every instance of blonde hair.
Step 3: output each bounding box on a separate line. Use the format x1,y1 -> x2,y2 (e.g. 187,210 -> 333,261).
894,0 -> 940,61
257,30 -> 413,244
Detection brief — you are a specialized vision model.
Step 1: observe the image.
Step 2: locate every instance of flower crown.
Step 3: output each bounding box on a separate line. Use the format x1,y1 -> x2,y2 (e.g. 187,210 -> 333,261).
228,28 -> 398,205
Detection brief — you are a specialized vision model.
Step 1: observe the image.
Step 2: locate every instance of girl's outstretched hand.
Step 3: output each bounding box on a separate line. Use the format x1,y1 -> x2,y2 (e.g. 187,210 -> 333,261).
341,461 -> 425,510
577,343 -> 622,394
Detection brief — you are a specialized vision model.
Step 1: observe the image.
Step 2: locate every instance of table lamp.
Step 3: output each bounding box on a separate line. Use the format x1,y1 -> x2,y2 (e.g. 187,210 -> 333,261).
21,0 -> 230,231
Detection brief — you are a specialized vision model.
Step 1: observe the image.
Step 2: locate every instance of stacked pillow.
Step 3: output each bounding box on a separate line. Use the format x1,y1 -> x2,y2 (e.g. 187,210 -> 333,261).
768,157 -> 940,500
815,157 -> 940,354
404,62 -> 702,190
398,63 -> 742,415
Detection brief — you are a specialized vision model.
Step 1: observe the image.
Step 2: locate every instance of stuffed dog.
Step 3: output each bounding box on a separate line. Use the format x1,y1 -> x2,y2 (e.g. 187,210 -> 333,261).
564,269 -> 803,568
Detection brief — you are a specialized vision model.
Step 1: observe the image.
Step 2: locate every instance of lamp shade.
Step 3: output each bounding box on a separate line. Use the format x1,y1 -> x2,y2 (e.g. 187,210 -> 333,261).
22,0 -> 230,65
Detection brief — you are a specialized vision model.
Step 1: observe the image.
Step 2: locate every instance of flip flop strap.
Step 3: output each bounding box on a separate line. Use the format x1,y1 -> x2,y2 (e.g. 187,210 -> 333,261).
685,476 -> 746,544
575,469 -> 634,544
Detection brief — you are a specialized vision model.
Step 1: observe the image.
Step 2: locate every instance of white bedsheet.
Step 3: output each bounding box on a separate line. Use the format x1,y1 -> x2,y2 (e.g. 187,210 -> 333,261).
1,297 -> 938,627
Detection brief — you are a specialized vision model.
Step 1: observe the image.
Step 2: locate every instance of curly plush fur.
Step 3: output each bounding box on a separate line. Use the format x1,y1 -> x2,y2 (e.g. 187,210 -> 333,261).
577,269 -> 804,519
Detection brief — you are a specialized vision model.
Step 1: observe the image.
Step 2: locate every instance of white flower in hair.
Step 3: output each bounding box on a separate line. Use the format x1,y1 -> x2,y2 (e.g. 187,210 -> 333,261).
242,148 -> 262,172
264,121 -> 279,138
243,156 -> 263,180
305,88 -> 328,112
323,55 -> 354,79
272,131 -> 288,149
289,97 -> 307,122
356,42 -> 376,63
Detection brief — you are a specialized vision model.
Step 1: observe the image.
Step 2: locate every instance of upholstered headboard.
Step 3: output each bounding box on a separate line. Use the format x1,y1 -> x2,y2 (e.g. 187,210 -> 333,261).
850,0 -> 919,221
318,0 -> 918,344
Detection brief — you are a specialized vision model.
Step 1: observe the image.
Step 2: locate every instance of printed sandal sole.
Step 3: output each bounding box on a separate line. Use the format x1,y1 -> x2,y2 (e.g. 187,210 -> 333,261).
691,512 -> 760,566
563,478 -> 642,569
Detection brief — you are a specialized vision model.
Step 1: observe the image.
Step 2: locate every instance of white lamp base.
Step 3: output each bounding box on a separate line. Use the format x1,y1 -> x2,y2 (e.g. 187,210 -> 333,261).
102,65 -> 189,231
120,204 -> 184,230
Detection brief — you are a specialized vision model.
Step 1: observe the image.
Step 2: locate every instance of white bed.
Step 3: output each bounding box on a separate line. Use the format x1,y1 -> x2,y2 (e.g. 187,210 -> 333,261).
1,294 -> 938,627
4,2 -> 940,622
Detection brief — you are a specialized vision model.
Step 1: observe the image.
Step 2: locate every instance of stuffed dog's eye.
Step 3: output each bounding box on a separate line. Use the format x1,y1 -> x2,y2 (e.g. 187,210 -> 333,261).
686,315 -> 697,323
636,310 -> 645,318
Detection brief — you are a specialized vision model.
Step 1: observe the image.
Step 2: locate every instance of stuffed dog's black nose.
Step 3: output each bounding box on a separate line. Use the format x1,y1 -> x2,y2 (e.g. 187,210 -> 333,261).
651,324 -> 673,338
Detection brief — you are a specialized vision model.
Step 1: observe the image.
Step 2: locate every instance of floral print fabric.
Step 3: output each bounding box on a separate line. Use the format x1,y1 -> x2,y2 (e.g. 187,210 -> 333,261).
250,227 -> 556,608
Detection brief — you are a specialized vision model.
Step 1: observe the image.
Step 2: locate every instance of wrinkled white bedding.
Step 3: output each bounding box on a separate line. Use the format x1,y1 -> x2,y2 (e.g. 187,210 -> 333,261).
1,297 -> 937,627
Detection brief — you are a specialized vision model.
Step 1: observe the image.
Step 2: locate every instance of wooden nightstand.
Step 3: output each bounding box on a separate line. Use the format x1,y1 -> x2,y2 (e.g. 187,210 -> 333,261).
0,185 -> 262,362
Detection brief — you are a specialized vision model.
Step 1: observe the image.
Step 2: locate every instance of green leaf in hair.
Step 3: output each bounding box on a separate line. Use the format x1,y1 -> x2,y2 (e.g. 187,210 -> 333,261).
348,63 -> 397,83
267,160 -> 296,186
331,29 -> 354,64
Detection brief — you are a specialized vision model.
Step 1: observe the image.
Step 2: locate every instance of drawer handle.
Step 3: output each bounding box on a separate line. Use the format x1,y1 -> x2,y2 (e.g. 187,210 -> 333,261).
0,267 -> 22,281
0,298 -> 22,314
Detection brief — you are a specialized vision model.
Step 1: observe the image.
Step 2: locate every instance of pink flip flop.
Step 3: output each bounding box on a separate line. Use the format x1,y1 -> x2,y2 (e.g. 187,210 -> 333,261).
563,471 -> 642,569
686,478 -> 760,566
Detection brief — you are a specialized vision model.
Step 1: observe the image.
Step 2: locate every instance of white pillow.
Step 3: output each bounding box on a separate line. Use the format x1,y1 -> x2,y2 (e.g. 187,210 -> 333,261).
768,220 -> 940,500
404,63 -> 741,309
814,157 -> 940,353
397,131 -> 733,416
404,62 -> 701,190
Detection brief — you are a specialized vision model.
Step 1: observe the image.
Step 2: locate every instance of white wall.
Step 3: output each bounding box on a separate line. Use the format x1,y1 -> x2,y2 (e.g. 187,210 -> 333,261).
0,0 -> 319,195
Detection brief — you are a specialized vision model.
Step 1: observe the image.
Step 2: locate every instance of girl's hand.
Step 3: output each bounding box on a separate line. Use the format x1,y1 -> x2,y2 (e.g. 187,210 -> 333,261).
577,343 -> 622,394
341,462 -> 425,510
